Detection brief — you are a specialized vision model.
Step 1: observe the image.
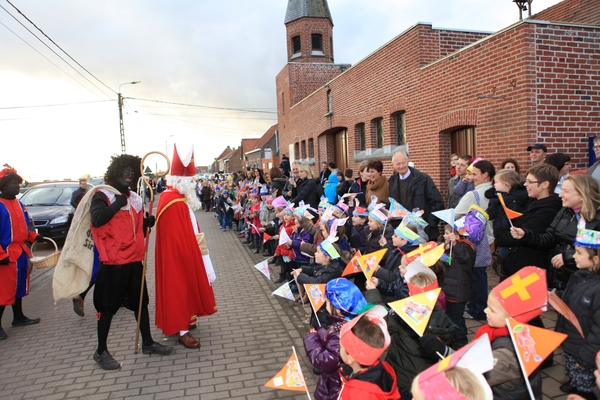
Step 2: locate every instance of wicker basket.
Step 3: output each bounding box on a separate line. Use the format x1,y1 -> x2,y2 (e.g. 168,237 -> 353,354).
30,237 -> 61,269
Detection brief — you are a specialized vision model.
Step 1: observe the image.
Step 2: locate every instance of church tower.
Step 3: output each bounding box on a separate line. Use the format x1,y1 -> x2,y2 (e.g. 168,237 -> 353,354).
284,0 -> 334,63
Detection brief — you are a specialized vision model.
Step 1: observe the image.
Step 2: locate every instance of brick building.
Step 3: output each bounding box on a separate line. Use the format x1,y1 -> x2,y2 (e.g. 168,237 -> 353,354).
245,124 -> 280,171
276,0 -> 600,195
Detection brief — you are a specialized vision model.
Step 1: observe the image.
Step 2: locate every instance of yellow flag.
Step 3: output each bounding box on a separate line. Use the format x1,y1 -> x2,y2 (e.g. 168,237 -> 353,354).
420,243 -> 445,267
357,248 -> 387,280
388,288 -> 441,337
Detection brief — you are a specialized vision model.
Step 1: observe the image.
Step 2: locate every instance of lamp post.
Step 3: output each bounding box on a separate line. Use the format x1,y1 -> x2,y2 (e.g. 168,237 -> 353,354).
118,81 -> 141,154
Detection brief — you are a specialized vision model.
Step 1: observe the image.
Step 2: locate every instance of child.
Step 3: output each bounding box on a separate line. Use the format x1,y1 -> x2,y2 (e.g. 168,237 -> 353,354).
303,278 -> 372,400
442,224 -> 476,348
475,266 -> 545,398
273,208 -> 295,283
350,206 -> 369,254
259,197 -> 277,256
249,193 -> 262,253
217,190 -> 234,231
291,236 -> 343,286
412,366 -> 490,400
338,306 -> 400,399
555,228 -> 600,398
365,212 -> 387,254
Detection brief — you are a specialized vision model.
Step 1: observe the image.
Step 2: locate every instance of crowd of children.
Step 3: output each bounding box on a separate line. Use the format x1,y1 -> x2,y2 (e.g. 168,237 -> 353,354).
197,160 -> 600,400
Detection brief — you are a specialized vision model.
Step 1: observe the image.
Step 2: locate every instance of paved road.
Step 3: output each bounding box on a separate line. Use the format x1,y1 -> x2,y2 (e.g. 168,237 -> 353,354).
0,207 -> 569,399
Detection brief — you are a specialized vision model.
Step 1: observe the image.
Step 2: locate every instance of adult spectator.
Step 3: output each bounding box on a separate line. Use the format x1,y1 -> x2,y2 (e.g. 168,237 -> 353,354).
494,164 -> 561,277
545,153 -> 571,194
512,175 -> 600,289
269,166 -> 287,197
283,161 -> 300,200
324,170 -> 339,204
319,161 -> 331,185
252,168 -> 266,186
70,179 -> 89,209
350,160 -> 370,207
365,160 -> 389,207
336,169 -> 352,198
501,158 -> 521,174
279,154 -> 291,177
388,152 -> 444,239
292,163 -> 318,208
454,160 -> 495,321
200,182 -> 212,212
447,155 -> 470,209
528,143 -> 547,166
587,137 -> 600,184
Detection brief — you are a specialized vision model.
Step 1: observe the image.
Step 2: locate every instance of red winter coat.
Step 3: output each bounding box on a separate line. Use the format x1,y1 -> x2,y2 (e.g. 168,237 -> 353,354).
338,360 -> 400,400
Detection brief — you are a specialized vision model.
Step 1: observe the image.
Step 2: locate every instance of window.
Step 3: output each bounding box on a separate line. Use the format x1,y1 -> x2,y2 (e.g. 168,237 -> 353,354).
281,93 -> 285,114
356,123 -> 366,151
308,138 -> 314,158
311,34 -> 322,51
327,90 -> 332,114
373,118 -> 384,148
301,140 -> 307,159
292,36 -> 301,54
294,142 -> 300,160
450,127 -> 477,157
395,112 -> 406,145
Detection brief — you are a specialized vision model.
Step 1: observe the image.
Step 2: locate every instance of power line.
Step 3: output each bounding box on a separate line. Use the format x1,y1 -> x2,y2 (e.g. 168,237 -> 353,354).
0,100 -> 112,110
0,3 -> 114,99
5,0 -> 116,96
128,97 -> 277,114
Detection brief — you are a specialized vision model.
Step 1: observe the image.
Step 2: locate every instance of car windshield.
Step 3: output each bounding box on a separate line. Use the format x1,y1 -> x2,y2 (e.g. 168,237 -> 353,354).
20,187 -> 74,206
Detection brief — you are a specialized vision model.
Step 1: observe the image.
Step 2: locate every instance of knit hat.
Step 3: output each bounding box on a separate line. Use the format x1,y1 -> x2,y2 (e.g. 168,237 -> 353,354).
491,266 -> 547,323
325,278 -> 369,319
223,190 -> 229,195
339,305 -> 390,366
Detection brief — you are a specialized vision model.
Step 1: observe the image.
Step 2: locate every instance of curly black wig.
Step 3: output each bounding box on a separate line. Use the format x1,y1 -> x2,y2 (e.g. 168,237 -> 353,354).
104,154 -> 142,191
0,172 -> 23,192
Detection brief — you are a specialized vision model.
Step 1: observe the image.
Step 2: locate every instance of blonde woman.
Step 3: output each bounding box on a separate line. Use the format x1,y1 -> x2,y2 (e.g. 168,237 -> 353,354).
291,163 -> 318,208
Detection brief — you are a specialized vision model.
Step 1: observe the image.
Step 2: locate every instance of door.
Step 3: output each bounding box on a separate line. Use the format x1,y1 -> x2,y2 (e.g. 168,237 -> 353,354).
334,130 -> 348,171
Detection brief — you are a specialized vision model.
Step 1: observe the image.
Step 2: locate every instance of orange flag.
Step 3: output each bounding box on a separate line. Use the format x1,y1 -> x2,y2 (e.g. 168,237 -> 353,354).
357,248 -> 387,280
304,283 -> 327,312
548,290 -> 585,337
498,192 -> 523,220
507,318 -> 567,377
263,233 -> 272,243
342,251 -> 362,276
264,348 -> 308,393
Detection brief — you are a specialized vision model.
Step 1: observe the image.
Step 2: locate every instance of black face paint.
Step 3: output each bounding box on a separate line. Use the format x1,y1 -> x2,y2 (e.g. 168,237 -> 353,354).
114,167 -> 135,194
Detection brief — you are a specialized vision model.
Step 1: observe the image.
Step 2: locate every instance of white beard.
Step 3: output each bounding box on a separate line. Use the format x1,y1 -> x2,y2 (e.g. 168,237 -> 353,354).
169,175 -> 201,211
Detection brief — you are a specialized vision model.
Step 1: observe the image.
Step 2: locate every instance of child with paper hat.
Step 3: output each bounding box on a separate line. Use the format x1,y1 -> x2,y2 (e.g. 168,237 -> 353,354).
554,227 -> 600,397
295,212 -> 353,265
474,266 -> 546,399
350,206 -> 369,254
272,208 -> 296,284
303,278 -> 373,400
338,306 -> 400,399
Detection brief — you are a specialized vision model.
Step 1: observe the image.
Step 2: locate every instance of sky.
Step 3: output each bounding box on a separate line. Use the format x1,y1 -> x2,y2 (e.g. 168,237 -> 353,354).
0,0 -> 563,182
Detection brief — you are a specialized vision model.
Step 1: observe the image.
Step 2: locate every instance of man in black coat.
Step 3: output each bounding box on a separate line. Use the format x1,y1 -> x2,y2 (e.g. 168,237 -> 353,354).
70,179 -> 89,209
388,152 -> 444,240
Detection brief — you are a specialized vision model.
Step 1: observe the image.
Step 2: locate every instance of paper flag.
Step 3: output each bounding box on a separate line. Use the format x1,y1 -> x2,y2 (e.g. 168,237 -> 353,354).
279,227 -> 291,246
342,251 -> 362,276
388,197 -> 410,219
263,233 -> 272,244
357,248 -> 387,280
388,288 -> 441,337
271,282 -> 295,301
432,208 -> 455,227
272,196 -> 289,208
254,260 -> 271,280
405,241 -> 437,264
548,290 -> 585,337
420,243 -> 446,267
507,318 -> 567,377
264,348 -> 308,392
498,192 -> 523,220
304,283 -> 327,312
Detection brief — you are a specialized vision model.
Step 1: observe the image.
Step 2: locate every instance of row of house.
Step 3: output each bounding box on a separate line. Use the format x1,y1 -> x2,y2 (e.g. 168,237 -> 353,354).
209,124 -> 281,174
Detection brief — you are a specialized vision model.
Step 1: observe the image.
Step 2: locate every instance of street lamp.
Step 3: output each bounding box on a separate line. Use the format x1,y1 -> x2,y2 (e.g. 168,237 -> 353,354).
118,81 -> 141,154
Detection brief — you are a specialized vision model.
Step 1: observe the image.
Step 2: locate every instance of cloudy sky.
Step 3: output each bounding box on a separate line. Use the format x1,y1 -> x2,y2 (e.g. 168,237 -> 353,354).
0,0 -> 562,182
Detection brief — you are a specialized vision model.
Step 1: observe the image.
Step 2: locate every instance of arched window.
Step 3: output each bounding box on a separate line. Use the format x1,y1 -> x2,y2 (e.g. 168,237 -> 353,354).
308,138 -> 314,158
371,118 -> 384,148
292,36 -> 301,55
356,123 -> 366,151
301,140 -> 307,159
311,34 -> 322,51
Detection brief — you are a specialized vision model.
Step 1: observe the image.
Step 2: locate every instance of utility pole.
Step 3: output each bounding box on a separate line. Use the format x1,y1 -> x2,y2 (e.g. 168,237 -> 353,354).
118,81 -> 141,154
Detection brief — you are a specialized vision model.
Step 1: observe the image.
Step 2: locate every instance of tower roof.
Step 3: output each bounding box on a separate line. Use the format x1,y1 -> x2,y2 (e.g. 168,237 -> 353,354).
284,0 -> 333,25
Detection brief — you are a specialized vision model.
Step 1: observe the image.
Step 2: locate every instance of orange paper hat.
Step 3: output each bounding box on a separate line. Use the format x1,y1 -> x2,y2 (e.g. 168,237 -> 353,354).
171,143 -> 196,177
492,266 -> 547,323
339,305 -> 390,366
404,260 -> 439,295
418,333 -> 494,400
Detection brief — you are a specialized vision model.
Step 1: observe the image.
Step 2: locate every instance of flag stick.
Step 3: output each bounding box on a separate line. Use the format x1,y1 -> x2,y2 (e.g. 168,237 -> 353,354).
449,241 -> 453,259
292,346 -> 312,400
294,276 -> 305,305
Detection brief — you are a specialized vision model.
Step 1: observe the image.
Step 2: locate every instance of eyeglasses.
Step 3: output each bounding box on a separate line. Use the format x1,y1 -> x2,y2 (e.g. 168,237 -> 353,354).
525,179 -> 539,184
594,145 -> 600,150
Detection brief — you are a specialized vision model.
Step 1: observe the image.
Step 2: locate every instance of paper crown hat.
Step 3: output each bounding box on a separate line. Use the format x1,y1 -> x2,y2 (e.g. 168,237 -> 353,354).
369,208 -> 388,224
318,218 -> 342,260
417,333 -> 494,400
318,196 -> 329,209
492,266 -> 547,323
325,278 -> 370,319
333,200 -> 349,216
171,144 -> 196,177
404,260 -> 438,295
353,206 -> 369,217
394,223 -> 419,244
575,227 -> 600,249
467,157 -> 484,172
339,305 -> 390,366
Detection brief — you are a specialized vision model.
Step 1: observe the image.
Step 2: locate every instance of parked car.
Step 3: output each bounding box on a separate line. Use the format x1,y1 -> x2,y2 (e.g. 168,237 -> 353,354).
19,181 -> 91,241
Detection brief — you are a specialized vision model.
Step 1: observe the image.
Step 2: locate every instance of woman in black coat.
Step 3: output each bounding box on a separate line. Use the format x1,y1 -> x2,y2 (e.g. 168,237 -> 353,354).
268,166 -> 287,197
512,173 -> 600,288
291,163 -> 318,208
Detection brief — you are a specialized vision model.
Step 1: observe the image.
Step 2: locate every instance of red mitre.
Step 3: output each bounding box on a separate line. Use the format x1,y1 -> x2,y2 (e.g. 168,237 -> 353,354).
171,144 -> 196,177
492,266 -> 547,323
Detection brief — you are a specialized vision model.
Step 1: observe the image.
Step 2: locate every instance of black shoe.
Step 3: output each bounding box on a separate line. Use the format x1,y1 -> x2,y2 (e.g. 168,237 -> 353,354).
142,342 -> 174,355
12,317 -> 41,327
559,382 -> 576,393
93,350 -> 121,370
0,327 -> 6,340
274,276 -> 285,284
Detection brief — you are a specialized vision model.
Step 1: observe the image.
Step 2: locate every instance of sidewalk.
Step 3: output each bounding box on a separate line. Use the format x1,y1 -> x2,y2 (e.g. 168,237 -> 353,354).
0,208 -> 570,399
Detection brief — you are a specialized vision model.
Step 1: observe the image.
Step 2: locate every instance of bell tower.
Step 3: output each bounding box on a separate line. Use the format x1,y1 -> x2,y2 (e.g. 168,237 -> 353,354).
284,0 -> 334,63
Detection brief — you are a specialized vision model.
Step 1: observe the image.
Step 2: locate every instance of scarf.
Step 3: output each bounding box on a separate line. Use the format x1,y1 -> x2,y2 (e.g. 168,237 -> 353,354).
474,323 -> 509,342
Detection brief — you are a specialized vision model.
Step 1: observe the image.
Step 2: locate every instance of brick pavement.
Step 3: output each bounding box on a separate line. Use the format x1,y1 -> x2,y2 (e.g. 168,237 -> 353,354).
0,207 -> 570,399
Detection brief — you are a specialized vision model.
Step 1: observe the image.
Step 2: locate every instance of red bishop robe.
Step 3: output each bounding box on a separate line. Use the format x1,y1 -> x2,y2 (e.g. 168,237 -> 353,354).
154,189 -> 217,335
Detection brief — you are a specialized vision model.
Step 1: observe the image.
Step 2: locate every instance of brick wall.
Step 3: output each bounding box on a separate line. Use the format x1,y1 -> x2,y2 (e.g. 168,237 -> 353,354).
286,17 -> 334,63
